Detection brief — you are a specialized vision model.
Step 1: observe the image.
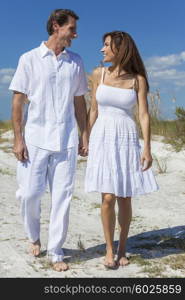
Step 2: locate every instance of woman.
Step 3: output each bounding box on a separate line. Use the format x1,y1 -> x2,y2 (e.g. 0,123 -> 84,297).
85,31 -> 159,269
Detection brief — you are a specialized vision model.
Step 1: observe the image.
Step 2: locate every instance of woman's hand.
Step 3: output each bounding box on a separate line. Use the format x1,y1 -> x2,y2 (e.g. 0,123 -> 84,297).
140,149 -> 153,171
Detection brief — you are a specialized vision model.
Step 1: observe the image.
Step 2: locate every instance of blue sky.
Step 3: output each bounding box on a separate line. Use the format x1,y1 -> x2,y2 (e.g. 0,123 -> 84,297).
0,0 -> 185,120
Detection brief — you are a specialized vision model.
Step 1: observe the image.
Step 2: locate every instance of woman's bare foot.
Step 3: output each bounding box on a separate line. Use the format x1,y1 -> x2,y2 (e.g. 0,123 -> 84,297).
104,252 -> 116,269
30,239 -> 41,257
116,255 -> 130,267
53,261 -> 69,272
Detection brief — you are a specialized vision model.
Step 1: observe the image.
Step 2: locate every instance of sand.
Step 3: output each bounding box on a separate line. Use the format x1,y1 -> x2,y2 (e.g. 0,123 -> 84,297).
0,131 -> 185,278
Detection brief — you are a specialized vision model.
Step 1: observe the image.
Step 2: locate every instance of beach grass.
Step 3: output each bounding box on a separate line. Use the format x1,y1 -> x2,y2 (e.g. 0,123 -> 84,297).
87,72 -> 185,152
135,90 -> 185,152
0,120 -> 12,133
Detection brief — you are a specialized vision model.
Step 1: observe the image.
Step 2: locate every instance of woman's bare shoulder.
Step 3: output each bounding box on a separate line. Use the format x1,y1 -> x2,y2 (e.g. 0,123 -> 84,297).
136,74 -> 147,85
135,74 -> 147,91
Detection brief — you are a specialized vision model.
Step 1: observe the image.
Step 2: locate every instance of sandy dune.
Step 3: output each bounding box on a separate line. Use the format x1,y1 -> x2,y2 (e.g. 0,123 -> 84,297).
0,131 -> 185,278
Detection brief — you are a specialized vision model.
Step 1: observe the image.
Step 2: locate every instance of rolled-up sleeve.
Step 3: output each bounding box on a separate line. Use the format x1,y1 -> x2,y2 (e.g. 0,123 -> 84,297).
9,54 -> 30,95
74,59 -> 88,96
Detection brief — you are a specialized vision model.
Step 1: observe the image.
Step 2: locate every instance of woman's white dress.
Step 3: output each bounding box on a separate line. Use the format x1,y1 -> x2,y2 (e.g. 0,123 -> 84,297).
85,68 -> 159,197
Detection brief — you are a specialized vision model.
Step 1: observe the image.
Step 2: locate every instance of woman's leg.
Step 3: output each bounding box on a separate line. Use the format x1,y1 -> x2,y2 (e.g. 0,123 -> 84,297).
101,193 -> 116,267
116,197 -> 132,266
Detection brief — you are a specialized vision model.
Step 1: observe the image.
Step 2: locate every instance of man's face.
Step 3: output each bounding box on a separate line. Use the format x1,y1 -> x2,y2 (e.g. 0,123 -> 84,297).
53,16 -> 77,47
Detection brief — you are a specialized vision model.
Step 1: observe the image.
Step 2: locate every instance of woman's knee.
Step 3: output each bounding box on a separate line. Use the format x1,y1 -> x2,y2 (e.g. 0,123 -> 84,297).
102,193 -> 116,207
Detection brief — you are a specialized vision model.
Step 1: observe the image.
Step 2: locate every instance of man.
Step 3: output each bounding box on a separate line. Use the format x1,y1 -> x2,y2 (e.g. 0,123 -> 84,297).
9,9 -> 88,272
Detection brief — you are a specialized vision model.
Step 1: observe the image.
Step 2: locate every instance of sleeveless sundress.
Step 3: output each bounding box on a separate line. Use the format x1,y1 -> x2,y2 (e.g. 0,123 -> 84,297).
85,68 -> 159,197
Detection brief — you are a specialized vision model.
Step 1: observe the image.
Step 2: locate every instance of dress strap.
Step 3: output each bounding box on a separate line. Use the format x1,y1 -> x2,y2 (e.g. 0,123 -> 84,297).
101,67 -> 105,84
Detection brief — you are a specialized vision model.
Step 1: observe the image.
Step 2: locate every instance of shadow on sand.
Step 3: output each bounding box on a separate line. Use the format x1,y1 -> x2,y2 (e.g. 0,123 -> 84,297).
58,225 -> 185,263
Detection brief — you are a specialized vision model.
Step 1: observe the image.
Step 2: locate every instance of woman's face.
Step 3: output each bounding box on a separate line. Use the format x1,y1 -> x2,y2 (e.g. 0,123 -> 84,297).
101,36 -> 115,63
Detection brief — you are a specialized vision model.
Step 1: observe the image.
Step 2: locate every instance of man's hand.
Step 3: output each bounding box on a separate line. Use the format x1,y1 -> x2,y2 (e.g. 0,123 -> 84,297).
74,95 -> 88,157
13,138 -> 28,161
78,131 -> 88,157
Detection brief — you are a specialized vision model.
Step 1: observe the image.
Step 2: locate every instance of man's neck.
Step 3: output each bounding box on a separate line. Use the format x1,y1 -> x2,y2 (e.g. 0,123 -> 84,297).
45,36 -> 65,56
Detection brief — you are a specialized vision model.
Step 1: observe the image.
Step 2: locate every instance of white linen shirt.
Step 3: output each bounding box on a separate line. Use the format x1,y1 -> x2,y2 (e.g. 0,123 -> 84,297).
9,42 -> 88,151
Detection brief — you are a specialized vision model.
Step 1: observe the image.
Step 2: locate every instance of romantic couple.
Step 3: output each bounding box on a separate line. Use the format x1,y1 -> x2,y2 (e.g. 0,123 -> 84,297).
9,9 -> 158,272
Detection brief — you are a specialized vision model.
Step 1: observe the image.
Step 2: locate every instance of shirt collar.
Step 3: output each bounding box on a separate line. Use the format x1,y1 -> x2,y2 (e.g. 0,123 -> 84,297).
39,41 -> 69,60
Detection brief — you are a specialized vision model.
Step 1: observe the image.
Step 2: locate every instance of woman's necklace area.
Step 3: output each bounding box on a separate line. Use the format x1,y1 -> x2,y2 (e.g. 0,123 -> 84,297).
107,68 -> 133,80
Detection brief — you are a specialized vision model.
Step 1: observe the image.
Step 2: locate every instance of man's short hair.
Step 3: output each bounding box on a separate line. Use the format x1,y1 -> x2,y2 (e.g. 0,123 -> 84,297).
47,9 -> 79,35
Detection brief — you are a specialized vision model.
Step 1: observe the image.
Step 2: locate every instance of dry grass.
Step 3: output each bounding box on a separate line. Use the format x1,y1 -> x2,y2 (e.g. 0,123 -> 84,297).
39,258 -> 53,270
142,254 -> 185,278
143,264 -> 166,277
0,145 -> 12,153
128,232 -> 185,277
0,137 -> 9,144
2,81 -> 185,153
131,216 -> 142,222
77,235 -> 86,252
136,92 -> 185,152
91,203 -> 101,209
162,254 -> 185,271
77,159 -> 86,164
88,70 -> 185,152
130,254 -> 151,266
130,253 -> 185,277
0,120 -> 12,134
146,92 -> 185,151
73,196 -> 80,201
0,168 -> 13,176
0,121 -> 13,152
152,154 -> 167,174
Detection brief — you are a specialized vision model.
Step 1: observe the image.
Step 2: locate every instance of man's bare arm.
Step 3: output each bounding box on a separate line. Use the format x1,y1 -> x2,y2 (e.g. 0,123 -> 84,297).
74,95 -> 88,156
12,91 -> 28,161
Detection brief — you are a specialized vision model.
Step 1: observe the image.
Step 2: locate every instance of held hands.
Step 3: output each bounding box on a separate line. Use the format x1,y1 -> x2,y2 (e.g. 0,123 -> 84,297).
78,131 -> 89,157
140,149 -> 153,171
13,138 -> 29,162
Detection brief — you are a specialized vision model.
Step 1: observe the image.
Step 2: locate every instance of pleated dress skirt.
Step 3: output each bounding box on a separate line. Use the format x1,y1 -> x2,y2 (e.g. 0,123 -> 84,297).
84,108 -> 159,197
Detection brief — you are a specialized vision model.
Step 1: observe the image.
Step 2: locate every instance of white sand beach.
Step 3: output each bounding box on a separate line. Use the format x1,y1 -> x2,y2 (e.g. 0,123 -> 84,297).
0,131 -> 185,278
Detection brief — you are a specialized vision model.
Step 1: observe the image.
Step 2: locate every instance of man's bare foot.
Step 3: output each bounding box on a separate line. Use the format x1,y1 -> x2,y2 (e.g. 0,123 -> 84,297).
53,261 -> 69,272
30,239 -> 41,257
104,252 -> 116,269
116,256 -> 130,267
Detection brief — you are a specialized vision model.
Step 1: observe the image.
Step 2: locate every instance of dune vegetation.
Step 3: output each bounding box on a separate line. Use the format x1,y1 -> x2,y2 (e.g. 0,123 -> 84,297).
1,78 -> 185,152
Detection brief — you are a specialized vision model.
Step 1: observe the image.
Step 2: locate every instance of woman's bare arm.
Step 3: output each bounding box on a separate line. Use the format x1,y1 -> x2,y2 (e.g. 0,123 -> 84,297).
137,75 -> 153,171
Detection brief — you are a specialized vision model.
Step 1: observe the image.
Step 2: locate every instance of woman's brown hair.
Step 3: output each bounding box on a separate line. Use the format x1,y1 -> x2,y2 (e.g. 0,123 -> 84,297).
103,31 -> 149,92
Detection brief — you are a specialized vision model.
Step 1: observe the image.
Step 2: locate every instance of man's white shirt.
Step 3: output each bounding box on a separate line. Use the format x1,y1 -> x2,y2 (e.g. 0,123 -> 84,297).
9,42 -> 88,151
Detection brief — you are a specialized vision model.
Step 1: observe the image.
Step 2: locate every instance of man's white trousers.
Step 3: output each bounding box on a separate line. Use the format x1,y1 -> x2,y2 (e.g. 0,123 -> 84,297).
16,143 -> 77,262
